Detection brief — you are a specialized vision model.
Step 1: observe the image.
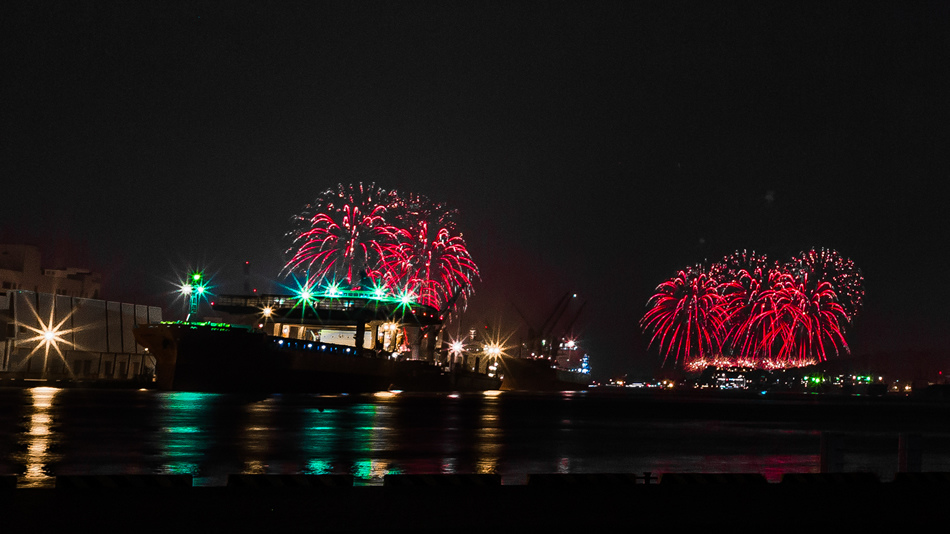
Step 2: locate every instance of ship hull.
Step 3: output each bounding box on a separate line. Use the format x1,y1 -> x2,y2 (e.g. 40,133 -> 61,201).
498,355 -> 592,391
390,360 -> 502,392
133,323 -> 499,393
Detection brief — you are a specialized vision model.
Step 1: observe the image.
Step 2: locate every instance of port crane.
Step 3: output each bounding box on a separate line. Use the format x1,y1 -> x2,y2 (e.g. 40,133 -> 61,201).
511,292 -> 585,359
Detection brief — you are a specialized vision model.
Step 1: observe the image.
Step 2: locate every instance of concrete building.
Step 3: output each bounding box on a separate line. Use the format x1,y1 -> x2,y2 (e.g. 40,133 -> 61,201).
0,289 -> 162,385
0,244 -> 101,299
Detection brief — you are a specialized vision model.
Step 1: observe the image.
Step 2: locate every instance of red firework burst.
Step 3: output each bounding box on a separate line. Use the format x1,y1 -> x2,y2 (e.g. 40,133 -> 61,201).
643,248 -> 861,369
382,193 -> 479,310
284,183 -> 403,287
720,266 -> 785,364
751,271 -> 850,364
284,184 -> 479,312
640,266 -> 726,366
787,248 -> 864,318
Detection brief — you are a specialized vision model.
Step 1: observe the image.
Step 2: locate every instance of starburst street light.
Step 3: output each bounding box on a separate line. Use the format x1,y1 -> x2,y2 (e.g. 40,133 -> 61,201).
18,299 -> 83,378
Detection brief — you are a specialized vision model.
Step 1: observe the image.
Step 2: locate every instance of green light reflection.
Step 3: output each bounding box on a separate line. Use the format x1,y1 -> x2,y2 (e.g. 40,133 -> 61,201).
157,392 -> 218,478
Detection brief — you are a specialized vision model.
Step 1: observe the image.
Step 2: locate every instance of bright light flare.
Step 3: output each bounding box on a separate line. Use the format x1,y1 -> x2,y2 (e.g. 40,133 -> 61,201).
17,300 -> 86,377
399,290 -> 415,305
484,343 -> 503,356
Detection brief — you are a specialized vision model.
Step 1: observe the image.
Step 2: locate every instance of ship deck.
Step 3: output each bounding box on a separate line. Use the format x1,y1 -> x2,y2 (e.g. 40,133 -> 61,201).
211,292 -> 443,326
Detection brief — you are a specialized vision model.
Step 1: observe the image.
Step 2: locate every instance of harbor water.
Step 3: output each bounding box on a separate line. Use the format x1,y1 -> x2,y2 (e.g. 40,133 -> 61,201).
3,386 -> 950,487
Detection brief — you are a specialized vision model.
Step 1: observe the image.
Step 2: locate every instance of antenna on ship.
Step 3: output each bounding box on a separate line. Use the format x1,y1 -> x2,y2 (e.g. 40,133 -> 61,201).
244,261 -> 251,294
179,270 -> 207,321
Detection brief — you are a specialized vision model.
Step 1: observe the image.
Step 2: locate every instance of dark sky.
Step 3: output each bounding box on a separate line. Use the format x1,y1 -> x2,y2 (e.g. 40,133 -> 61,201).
3,1 -> 949,380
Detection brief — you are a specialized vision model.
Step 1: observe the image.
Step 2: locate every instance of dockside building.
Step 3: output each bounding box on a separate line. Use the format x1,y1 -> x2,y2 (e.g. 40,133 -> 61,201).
0,289 -> 162,385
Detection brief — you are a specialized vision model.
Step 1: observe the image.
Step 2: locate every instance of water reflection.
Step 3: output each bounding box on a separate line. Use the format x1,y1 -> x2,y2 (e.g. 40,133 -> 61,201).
474,391 -> 502,474
17,387 -> 61,487
156,391 -> 219,480
4,388 -> 948,486
240,397 -> 277,474
350,400 -> 399,483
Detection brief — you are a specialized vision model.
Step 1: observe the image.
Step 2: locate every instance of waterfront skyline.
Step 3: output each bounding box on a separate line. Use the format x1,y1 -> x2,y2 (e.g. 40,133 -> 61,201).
3,2 -> 948,379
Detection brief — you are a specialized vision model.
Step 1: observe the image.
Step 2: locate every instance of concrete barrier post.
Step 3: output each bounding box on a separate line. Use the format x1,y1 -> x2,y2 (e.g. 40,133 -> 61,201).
898,433 -> 922,473
820,432 -> 846,473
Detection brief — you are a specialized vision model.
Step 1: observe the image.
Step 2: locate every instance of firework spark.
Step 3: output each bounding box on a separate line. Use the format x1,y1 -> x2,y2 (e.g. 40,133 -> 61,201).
284,183 -> 403,287
643,248 -> 862,370
787,248 -> 864,318
640,265 -> 727,366
284,184 -> 479,313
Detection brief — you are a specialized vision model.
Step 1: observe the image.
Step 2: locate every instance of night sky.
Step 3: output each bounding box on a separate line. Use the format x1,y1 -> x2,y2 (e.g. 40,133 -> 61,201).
3,2 -> 948,380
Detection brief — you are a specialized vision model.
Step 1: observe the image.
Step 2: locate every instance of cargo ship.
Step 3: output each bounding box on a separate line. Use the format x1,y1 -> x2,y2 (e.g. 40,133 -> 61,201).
133,290 -> 500,393
498,339 -> 592,391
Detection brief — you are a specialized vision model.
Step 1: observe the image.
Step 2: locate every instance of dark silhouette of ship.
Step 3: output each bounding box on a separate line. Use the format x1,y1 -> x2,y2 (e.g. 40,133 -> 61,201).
133,290 -> 500,393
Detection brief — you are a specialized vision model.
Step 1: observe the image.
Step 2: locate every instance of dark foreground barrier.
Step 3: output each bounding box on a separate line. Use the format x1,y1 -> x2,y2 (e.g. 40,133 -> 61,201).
527,472 -> 652,485
383,473 -> 501,487
2,474 -> 946,531
660,472 -> 768,484
54,474 -> 194,489
892,472 -> 950,484
227,474 -> 355,488
780,472 -> 880,484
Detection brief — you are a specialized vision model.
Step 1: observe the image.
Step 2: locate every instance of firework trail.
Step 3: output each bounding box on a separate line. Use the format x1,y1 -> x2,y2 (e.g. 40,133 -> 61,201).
643,248 -> 862,369
385,194 -> 479,310
284,183 -> 402,287
751,272 -> 850,364
640,265 -> 727,366
284,184 -> 479,312
787,248 -> 864,318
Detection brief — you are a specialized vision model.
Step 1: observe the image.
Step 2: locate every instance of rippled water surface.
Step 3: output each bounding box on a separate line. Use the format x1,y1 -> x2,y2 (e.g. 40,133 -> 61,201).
3,387 -> 950,487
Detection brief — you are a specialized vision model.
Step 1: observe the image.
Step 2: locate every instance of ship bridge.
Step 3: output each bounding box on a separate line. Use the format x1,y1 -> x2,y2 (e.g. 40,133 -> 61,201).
210,290 -> 443,355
